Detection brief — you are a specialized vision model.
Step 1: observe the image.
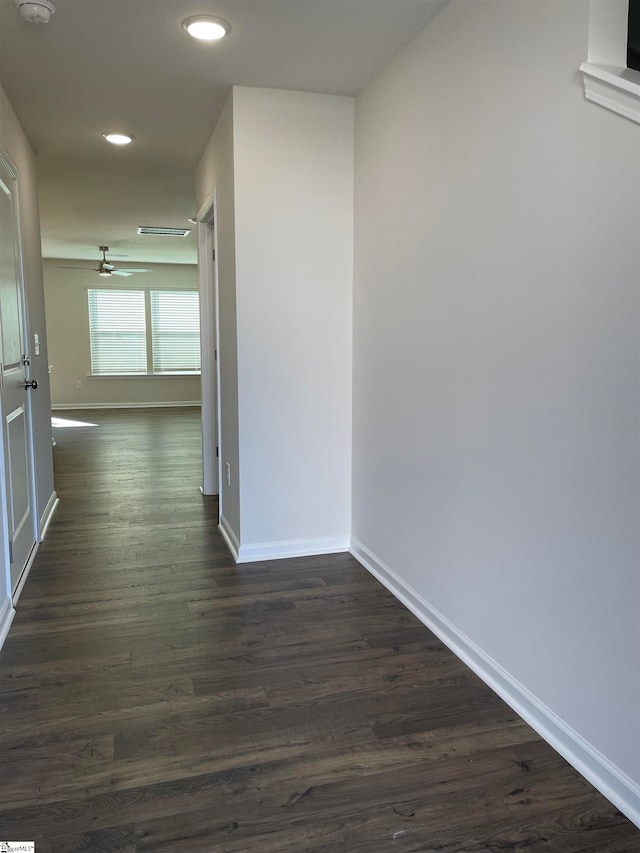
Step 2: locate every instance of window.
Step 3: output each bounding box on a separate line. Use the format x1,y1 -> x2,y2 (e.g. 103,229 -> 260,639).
88,288 -> 200,375
88,289 -> 147,375
151,290 -> 201,374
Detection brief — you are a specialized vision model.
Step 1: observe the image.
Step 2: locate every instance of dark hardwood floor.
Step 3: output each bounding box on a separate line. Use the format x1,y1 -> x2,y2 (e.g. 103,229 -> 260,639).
0,407 -> 637,851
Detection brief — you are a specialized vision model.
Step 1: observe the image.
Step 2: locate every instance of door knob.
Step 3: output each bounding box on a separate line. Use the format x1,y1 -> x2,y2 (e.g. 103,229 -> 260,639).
24,379 -> 38,389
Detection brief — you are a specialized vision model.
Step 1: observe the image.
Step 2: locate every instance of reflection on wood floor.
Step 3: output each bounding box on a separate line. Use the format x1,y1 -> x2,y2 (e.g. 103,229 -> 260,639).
0,407 -> 637,851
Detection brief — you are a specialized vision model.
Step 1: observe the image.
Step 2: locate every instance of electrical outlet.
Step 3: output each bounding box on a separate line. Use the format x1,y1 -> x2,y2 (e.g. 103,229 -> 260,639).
76,380 -> 83,390
225,462 -> 231,486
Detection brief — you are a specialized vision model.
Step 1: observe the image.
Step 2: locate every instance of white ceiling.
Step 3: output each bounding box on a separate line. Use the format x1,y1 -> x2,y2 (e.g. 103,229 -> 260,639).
0,0 -> 447,266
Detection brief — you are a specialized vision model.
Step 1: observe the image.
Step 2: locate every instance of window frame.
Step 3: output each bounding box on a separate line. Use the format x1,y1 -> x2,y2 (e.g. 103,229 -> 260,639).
87,285 -> 201,377
580,0 -> 640,126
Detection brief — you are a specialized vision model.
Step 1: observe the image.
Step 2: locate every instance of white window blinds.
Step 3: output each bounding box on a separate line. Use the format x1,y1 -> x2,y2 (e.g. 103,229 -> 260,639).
150,290 -> 201,373
88,289 -> 147,374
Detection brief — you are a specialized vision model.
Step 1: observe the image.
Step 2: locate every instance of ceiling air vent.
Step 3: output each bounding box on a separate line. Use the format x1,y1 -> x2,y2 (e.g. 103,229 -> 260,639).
137,226 -> 192,237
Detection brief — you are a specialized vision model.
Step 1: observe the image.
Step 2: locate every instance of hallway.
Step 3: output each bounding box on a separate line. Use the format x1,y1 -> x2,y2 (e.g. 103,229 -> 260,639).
0,408 -> 636,851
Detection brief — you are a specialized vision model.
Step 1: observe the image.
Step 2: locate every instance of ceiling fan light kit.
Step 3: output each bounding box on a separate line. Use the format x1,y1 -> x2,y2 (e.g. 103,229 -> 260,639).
15,0 -> 55,24
182,16 -> 230,41
58,247 -> 153,278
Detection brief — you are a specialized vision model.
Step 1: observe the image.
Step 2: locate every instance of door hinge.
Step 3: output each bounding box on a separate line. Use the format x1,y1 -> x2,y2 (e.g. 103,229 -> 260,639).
8,539 -> 12,563
216,446 -> 219,458
212,249 -> 216,261
214,349 -> 217,361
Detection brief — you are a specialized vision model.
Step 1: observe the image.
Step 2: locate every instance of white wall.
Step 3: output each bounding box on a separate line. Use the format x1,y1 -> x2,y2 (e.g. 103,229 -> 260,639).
195,94 -> 240,537
353,0 -> 640,820
0,82 -> 55,639
232,87 -> 353,555
43,259 -> 201,408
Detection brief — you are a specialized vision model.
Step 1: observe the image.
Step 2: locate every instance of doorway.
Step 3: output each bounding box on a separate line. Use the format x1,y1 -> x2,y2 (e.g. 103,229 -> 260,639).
196,191 -> 221,505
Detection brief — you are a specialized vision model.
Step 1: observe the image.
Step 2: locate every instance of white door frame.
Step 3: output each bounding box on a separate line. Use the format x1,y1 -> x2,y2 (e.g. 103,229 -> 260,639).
196,189 -> 221,501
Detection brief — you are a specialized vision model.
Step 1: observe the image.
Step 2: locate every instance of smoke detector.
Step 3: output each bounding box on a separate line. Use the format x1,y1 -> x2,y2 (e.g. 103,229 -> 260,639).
15,0 -> 55,24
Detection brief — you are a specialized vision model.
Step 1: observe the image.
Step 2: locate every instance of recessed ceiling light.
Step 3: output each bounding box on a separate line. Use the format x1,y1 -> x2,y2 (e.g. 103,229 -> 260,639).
187,218 -> 197,225
182,16 -> 230,41
102,132 -> 134,146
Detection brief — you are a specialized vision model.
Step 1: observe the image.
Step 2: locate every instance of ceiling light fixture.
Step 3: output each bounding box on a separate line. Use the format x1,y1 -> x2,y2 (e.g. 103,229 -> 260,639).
15,0 -> 55,24
102,132 -> 134,146
182,16 -> 230,41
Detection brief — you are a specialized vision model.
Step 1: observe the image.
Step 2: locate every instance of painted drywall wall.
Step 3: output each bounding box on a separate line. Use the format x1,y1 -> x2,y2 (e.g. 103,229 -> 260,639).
353,0 -> 640,810
232,87 -> 353,552
195,94 -> 240,539
0,82 -> 55,619
43,259 -> 201,407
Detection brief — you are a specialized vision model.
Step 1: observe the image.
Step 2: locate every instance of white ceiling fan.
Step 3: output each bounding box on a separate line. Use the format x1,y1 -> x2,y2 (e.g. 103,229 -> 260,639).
58,246 -> 153,278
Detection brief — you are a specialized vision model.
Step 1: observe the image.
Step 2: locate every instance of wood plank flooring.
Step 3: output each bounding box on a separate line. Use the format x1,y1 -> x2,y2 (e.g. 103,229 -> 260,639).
0,407 -> 637,851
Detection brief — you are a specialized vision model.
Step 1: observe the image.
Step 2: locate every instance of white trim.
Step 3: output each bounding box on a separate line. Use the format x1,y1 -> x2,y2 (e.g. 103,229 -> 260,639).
0,595 -> 15,652
51,401 -> 201,410
11,539 -> 38,605
349,536 -> 640,830
196,189 -> 220,497
237,536 -> 350,564
219,514 -> 240,562
579,62 -> 640,124
88,373 -> 202,378
39,491 -> 58,540
7,491 -> 60,608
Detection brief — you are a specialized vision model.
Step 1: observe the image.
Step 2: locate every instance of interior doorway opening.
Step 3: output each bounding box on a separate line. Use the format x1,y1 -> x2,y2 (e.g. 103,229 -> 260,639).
196,190 -> 221,504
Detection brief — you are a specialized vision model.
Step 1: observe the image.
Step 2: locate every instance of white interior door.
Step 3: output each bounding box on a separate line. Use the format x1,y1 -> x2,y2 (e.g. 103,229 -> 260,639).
0,154 -> 37,594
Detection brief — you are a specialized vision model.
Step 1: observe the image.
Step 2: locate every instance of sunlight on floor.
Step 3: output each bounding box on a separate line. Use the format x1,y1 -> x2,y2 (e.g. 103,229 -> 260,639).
51,417 -> 98,428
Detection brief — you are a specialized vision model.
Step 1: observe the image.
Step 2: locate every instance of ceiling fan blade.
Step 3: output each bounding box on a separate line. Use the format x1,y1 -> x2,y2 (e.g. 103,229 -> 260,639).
111,270 -> 133,277
116,268 -> 153,274
57,266 -> 100,271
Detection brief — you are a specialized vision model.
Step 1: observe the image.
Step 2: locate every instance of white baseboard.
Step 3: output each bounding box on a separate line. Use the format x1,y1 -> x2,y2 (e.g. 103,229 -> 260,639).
51,402 -> 201,410
237,536 -> 349,564
12,541 -> 39,606
7,492 -> 57,613
218,514 -> 240,562
218,519 -> 350,565
39,491 -> 59,540
0,595 -> 15,652
350,536 -> 640,830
